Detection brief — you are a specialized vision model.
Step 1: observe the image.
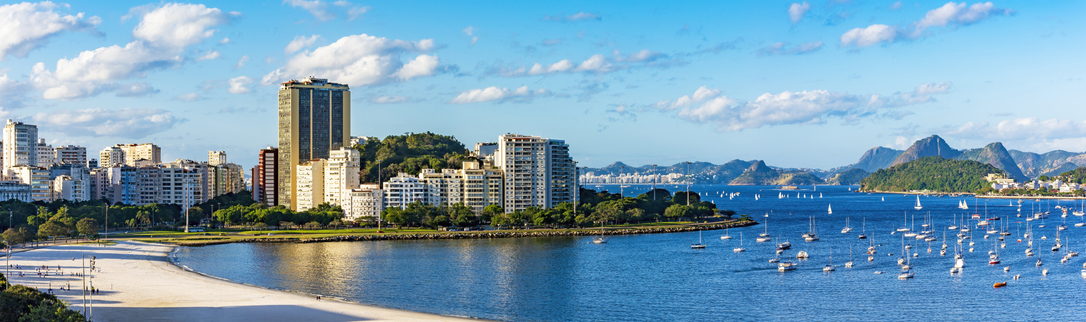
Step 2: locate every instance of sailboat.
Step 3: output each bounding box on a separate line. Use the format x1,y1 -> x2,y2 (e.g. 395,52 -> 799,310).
845,245 -> 854,268
824,253 -> 836,272
914,195 -> 923,210
592,220 -> 607,244
897,211 -> 911,232
857,217 -> 868,239
757,218 -> 772,242
733,232 -> 745,252
898,234 -> 915,279
720,227 -> 732,240
692,230 -> 706,249
841,217 -> 852,234
828,204 -> 833,215
804,216 -> 820,242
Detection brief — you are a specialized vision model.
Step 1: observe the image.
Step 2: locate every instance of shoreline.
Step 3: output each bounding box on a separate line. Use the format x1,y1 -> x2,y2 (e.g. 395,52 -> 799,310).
859,190 -> 1086,200
5,241 -> 483,321
166,220 -> 758,247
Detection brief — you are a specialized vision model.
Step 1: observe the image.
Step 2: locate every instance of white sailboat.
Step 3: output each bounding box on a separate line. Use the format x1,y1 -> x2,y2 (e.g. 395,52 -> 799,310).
692,230 -> 706,249
914,195 -> 923,210
592,220 -> 607,244
757,218 -> 771,242
898,234 -> 915,279
858,217 -> 868,239
828,204 -> 833,215
733,232 -> 745,252
841,217 -> 852,234
720,227 -> 732,240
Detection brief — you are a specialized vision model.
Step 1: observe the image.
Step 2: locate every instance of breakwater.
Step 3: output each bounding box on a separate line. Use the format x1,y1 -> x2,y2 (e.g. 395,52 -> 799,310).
174,220 -> 757,246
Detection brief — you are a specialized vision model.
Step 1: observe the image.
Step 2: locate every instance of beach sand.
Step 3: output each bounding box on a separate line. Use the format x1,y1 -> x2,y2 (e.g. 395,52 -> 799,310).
5,240 -> 478,321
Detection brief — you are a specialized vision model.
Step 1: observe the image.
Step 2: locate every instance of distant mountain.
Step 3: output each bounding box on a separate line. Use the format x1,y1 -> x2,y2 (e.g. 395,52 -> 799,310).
730,160 -> 824,185
955,142 -> 1026,182
828,168 -> 870,185
1008,150 -> 1086,179
891,135 -> 961,166
1041,162 -> 1079,178
851,147 -> 904,173
583,160 -> 756,184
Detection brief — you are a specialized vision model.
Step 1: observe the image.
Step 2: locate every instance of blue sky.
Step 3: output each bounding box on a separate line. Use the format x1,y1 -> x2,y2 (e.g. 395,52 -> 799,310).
1,0 -> 1083,171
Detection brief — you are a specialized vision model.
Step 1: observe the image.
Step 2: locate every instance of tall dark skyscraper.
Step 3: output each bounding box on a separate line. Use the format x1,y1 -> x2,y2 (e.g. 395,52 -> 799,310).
277,77 -> 351,209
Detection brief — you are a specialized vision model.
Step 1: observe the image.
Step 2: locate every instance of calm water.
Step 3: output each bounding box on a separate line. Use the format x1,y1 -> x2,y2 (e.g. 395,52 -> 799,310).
174,185 -> 1086,321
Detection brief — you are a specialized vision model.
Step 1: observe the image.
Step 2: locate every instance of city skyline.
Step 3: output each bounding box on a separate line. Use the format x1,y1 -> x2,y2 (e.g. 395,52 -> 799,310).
1,1 -> 1083,171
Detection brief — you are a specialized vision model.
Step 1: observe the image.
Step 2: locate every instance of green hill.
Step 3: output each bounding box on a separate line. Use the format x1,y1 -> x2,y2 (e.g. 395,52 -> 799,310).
829,168 -> 870,185
354,132 -> 473,183
859,156 -> 1006,193
729,160 -> 824,185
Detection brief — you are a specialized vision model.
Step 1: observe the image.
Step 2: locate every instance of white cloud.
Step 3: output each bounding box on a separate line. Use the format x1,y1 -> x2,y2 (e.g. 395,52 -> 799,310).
219,37 -> 231,44
371,96 -> 408,104
31,3 -> 230,100
234,55 -> 250,69
654,84 -> 951,131
0,72 -> 30,109
462,25 -> 478,45
449,86 -> 550,104
543,12 -> 601,22
262,34 -> 443,87
528,60 -> 574,75
284,0 -> 333,21
576,54 -> 613,72
890,1 -> 903,10
841,2 -> 1012,48
176,92 -> 200,101
335,1 -> 370,21
0,2 -> 100,61
31,107 -> 181,139
840,24 -> 898,47
114,82 -> 158,97
284,35 -> 320,54
196,50 -> 221,61
287,0 -> 368,21
132,3 -> 230,49
227,76 -> 253,94
789,2 -> 810,24
621,49 -> 666,63
757,41 -> 823,56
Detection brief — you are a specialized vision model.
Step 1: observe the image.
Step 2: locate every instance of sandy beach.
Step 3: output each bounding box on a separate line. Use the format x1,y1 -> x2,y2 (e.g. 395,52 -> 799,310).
5,240 -> 478,321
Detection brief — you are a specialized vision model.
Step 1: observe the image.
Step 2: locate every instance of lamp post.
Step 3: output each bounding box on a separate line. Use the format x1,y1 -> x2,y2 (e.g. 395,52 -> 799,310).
685,161 -> 692,207
6,208 -> 10,277
652,164 -> 657,201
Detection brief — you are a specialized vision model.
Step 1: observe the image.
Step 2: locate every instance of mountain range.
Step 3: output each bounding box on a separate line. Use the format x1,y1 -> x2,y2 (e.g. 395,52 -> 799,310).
583,134 -> 1086,185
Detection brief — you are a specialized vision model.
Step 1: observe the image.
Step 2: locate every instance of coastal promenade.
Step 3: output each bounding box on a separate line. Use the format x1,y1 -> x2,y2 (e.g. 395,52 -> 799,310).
5,241 -> 477,321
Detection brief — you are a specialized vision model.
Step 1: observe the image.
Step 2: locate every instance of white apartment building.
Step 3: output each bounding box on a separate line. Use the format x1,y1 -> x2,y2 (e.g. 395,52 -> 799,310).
460,161 -> 504,214
55,145 -> 87,165
0,180 -> 30,202
99,146 -> 124,167
295,160 -> 325,211
383,172 -> 426,209
324,148 -> 360,208
208,151 -> 227,166
344,184 -> 383,222
114,143 -> 162,166
36,139 -> 55,167
3,120 -> 38,178
8,166 -> 49,201
51,175 -> 87,202
420,168 -> 464,207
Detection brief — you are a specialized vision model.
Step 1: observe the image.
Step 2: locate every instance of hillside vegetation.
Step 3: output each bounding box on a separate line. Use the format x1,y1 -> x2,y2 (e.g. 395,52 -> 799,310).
354,132 -> 473,183
859,157 -> 1005,193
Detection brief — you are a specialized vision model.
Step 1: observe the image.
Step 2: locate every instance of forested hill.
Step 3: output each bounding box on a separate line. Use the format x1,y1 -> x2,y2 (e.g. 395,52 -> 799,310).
354,132 -> 473,183
859,157 -> 1006,193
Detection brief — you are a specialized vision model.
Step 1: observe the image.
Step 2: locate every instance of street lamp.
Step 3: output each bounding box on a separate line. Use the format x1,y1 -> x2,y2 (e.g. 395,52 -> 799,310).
685,161 -> 692,207
652,164 -> 657,201
6,208 -> 10,277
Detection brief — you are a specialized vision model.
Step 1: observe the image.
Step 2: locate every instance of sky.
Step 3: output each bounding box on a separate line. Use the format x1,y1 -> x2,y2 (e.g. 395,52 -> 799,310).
0,0 -> 1083,172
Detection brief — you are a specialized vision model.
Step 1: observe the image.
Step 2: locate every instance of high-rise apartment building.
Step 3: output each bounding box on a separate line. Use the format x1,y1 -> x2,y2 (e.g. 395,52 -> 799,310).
295,159 -> 325,211
277,77 -> 350,210
99,146 -> 124,167
253,147 -> 278,207
494,134 -> 576,213
383,173 -> 426,210
36,139 -> 55,167
9,166 -> 49,201
3,120 -> 38,177
344,184 -> 383,222
208,151 -> 227,166
460,161 -> 504,214
55,145 -> 87,165
324,147 -> 360,208
116,143 -> 161,165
